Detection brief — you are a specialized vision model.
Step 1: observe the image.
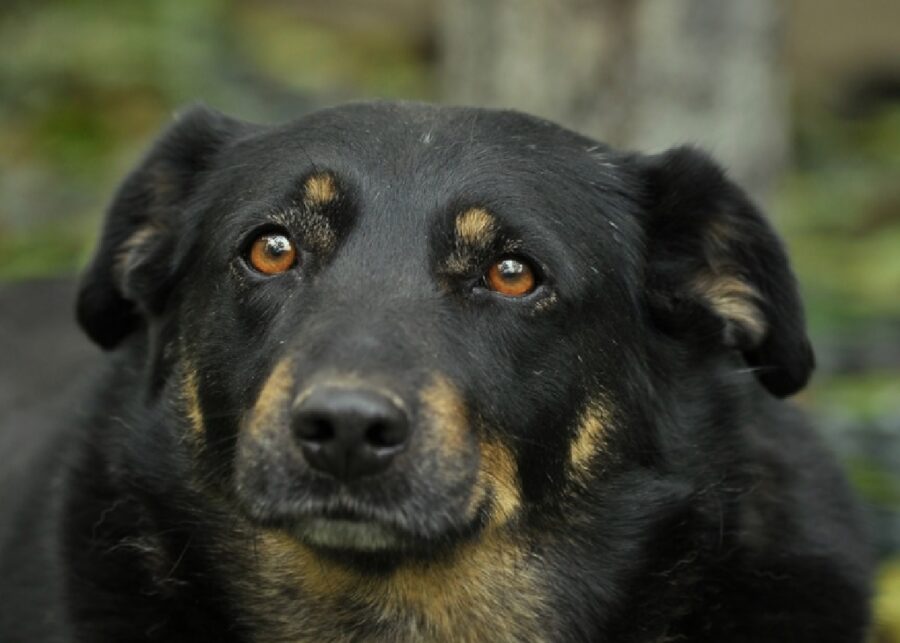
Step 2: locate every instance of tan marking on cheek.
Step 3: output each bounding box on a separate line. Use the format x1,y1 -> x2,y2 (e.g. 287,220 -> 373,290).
569,398 -> 613,476
182,366 -> 204,435
419,374 -> 469,455
477,439 -> 521,525
455,207 -> 497,248
247,359 -> 295,436
419,374 -> 489,523
692,273 -> 766,345
304,173 -> 337,206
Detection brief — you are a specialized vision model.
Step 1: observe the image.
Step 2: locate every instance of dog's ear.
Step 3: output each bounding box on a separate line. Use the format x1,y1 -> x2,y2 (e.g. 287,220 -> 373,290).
77,105 -> 242,349
640,146 -> 814,397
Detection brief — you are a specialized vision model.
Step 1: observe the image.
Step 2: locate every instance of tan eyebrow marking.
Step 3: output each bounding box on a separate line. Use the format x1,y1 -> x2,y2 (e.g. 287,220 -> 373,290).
442,207 -> 503,276
303,173 -> 337,206
455,207 -> 497,248
293,172 -> 339,255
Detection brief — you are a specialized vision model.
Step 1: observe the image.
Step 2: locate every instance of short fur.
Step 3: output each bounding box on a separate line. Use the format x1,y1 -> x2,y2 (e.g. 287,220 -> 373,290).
0,102 -> 871,642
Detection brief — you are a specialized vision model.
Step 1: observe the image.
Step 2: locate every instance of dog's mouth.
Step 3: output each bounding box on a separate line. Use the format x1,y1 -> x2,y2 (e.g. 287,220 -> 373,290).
238,492 -> 486,558
286,513 -> 405,552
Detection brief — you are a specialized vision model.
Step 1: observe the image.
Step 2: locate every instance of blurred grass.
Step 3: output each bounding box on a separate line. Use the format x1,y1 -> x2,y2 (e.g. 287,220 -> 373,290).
878,560 -> 900,642
234,3 -> 432,97
0,0 -> 431,279
0,220 -> 94,279
776,105 -> 900,332
815,373 -> 900,422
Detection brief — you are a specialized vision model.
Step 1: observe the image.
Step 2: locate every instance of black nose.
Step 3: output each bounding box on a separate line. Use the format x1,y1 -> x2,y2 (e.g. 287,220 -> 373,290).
291,387 -> 410,480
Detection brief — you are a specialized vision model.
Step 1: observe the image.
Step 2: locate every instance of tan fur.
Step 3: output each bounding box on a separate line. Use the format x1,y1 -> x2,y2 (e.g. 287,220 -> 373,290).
477,439 -> 522,525
304,173 -> 337,206
418,375 -> 521,525
114,225 -> 161,284
247,359 -> 295,437
181,365 -> 205,436
692,273 -> 767,345
441,208 -> 500,277
455,207 -> 497,248
569,397 -> 613,478
292,173 -> 340,254
419,374 -> 469,458
233,371 -> 539,641
243,526 -> 549,643
692,217 -> 768,345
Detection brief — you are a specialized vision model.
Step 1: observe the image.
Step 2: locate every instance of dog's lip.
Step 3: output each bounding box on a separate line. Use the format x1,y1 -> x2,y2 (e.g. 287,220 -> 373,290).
262,504 -> 410,552
288,515 -> 403,552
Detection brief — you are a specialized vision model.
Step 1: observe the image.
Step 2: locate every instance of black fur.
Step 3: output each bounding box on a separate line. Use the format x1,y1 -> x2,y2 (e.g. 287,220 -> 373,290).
0,102 -> 871,642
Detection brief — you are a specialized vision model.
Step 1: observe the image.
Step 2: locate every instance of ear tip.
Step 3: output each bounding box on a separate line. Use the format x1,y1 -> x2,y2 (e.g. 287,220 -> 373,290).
756,340 -> 816,398
75,278 -> 137,350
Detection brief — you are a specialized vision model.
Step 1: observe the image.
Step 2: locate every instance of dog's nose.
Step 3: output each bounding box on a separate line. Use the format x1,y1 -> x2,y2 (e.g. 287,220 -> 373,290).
291,387 -> 409,480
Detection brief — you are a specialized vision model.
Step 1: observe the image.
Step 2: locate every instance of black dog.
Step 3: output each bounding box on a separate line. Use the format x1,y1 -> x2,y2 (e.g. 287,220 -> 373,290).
0,102 -> 872,641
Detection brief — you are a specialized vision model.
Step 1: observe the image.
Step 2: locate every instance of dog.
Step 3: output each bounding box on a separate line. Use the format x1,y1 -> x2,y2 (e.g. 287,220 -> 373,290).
0,101 -> 872,642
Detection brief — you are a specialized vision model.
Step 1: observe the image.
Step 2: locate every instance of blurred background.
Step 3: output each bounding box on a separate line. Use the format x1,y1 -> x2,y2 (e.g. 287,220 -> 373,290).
0,0 -> 898,637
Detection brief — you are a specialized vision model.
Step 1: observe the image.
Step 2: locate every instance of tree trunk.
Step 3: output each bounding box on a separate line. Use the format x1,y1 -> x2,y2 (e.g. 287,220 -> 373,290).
438,0 -> 787,202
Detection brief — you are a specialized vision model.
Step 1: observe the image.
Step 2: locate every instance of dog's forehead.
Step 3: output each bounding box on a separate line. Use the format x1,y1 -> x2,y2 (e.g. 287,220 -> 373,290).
284,101 -> 595,155
225,102 -> 610,207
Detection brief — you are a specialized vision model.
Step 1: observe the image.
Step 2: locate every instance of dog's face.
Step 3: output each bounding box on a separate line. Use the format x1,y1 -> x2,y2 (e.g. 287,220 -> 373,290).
76,103 -> 813,562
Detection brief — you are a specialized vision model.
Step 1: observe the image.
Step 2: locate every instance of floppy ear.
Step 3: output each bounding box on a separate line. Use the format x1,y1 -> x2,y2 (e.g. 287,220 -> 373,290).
76,105 -> 242,349
640,146 -> 814,398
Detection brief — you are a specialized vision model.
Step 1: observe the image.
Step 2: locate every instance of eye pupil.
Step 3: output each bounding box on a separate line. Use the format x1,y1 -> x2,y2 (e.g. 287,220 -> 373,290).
485,256 -> 537,296
266,236 -> 290,256
248,232 -> 297,275
497,259 -> 524,278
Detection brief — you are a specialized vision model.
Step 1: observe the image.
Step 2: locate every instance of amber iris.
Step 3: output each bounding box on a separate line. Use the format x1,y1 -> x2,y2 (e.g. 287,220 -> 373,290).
485,257 -> 536,296
248,233 -> 297,275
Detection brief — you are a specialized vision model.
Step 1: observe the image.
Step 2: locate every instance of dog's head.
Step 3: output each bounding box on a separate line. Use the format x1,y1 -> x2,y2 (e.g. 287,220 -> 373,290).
77,102 -> 813,560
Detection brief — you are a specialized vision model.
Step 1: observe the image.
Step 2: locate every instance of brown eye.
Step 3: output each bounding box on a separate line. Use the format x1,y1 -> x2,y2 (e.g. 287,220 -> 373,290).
248,233 -> 297,275
485,257 -> 537,297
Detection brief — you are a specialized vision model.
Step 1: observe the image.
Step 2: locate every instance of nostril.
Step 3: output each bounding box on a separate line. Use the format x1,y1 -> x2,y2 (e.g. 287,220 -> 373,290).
290,386 -> 410,479
294,414 -> 335,443
365,420 -> 406,449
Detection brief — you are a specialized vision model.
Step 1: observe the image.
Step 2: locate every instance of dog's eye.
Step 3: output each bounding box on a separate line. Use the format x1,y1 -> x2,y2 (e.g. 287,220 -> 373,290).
247,233 -> 298,275
484,257 -> 537,297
